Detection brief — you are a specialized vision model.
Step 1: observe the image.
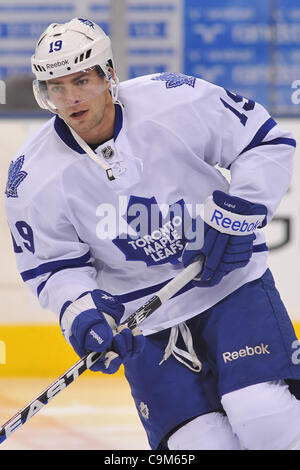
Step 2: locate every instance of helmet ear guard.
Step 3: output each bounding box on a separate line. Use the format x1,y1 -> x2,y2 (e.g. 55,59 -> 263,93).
32,80 -> 50,111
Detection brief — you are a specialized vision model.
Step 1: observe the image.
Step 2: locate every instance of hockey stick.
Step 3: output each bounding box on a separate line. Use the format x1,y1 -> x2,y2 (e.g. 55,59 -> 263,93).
0,257 -> 203,444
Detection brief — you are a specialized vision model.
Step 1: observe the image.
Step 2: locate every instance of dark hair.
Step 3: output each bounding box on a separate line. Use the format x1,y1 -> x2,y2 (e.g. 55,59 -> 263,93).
94,65 -> 105,77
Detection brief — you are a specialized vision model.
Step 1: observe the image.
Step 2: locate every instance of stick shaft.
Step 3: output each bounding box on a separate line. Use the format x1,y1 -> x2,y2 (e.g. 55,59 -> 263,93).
0,257 -> 203,444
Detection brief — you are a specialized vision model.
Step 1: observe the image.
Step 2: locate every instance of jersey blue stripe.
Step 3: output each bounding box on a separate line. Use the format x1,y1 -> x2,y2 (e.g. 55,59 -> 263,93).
37,262 -> 94,297
117,277 -> 195,304
117,243 -> 268,304
114,103 -> 123,141
54,116 -> 85,154
26,242 -> 268,301
239,117 -> 278,155
21,252 -> 92,282
253,243 -> 268,253
255,137 -> 296,148
54,103 -> 123,153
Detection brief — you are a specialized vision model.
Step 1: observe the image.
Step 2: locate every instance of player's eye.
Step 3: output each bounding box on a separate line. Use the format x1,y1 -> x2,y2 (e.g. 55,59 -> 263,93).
49,85 -> 63,93
76,79 -> 88,86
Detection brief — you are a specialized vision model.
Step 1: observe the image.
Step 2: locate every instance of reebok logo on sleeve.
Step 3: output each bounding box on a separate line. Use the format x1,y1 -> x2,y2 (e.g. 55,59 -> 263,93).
222,343 -> 270,363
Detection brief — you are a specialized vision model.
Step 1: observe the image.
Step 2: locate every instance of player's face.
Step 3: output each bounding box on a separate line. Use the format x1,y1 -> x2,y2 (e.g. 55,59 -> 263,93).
46,69 -> 114,142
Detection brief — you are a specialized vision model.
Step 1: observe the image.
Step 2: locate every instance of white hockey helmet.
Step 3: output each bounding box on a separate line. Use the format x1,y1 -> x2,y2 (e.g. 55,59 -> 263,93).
31,18 -> 119,113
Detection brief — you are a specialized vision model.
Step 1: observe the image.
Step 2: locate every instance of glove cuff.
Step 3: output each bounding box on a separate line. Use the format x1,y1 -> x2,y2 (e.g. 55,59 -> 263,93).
204,192 -> 267,236
60,292 -> 117,344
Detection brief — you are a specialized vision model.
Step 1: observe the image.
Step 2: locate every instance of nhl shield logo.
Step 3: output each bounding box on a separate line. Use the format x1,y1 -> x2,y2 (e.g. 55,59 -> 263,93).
101,146 -> 114,159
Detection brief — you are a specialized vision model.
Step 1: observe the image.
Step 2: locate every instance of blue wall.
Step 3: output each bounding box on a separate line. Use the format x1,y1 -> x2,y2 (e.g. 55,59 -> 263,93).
184,0 -> 300,116
1,0 -> 300,116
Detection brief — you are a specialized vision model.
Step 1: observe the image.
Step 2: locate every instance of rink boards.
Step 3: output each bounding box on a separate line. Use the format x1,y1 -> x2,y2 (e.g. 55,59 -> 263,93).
0,322 -> 300,376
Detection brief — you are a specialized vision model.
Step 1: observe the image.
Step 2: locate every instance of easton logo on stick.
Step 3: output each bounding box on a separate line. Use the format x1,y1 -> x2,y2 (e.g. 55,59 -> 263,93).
0,351 -> 101,443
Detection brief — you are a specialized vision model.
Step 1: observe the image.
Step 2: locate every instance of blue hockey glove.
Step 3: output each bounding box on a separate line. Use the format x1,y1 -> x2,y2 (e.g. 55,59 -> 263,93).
60,289 -> 145,373
182,191 -> 267,287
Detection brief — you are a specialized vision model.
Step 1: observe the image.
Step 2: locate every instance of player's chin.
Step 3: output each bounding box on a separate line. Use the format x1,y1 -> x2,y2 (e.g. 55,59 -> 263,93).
65,113 -> 91,131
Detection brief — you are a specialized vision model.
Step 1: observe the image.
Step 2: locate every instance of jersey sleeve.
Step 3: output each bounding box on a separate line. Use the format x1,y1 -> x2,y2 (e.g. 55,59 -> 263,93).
195,83 -> 296,222
5,173 -> 99,318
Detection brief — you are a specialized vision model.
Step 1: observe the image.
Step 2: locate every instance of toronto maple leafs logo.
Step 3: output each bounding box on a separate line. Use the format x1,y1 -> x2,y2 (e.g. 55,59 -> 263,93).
112,195 -> 195,267
5,155 -> 27,198
78,18 -> 95,29
151,72 -> 196,89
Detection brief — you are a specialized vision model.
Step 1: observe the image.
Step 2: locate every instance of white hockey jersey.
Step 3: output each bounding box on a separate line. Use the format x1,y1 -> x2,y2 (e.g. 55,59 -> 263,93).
5,73 -> 296,335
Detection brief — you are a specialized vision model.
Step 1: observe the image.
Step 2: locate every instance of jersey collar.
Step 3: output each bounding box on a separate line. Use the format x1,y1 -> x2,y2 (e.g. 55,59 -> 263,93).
54,102 -> 123,154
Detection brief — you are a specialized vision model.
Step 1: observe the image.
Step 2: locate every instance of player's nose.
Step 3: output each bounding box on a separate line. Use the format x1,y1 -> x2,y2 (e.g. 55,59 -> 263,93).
63,86 -> 81,106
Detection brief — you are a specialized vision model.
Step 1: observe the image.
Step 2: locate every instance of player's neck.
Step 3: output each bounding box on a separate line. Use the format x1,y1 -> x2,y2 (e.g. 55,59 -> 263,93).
77,98 -> 115,146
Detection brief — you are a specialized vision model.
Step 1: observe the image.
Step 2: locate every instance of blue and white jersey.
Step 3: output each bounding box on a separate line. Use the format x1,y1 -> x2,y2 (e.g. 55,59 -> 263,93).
5,73 -> 296,335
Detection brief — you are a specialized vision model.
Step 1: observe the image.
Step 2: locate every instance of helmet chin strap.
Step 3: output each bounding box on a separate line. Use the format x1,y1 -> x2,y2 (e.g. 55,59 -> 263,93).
110,75 -> 119,103
67,124 -> 115,181
63,77 -> 122,182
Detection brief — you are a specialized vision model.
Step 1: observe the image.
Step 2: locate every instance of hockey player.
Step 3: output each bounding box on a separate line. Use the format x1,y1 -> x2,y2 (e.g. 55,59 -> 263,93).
5,18 -> 300,450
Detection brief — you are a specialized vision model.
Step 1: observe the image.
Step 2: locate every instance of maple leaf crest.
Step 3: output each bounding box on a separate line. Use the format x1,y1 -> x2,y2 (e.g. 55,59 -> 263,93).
78,18 -> 95,29
113,195 -> 195,267
5,155 -> 27,198
151,72 -> 196,89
